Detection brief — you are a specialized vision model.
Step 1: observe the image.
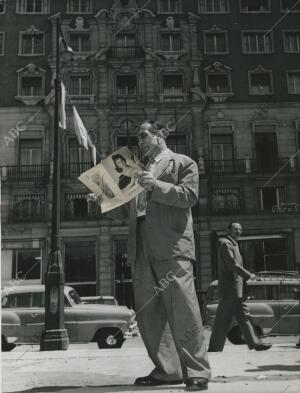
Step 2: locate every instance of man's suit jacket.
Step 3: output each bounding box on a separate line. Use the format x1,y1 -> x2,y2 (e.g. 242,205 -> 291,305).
218,236 -> 252,299
127,150 -> 199,267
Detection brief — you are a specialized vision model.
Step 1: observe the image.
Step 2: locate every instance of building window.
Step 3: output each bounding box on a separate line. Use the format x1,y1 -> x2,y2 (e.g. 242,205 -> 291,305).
116,75 -> 137,96
162,74 -> 184,96
21,76 -> 43,97
207,73 -> 231,93
12,248 -> 42,280
204,31 -> 228,54
254,131 -> 279,173
240,0 -> 270,12
20,30 -> 45,56
69,33 -> 90,53
65,242 -> 96,296
0,32 -> 4,55
257,187 -> 284,211
212,188 -> 241,213
283,31 -> 300,53
13,195 -> 46,221
158,0 -> 181,13
69,74 -> 91,96
64,193 -> 97,220
0,0 -> 6,13
211,133 -> 233,164
160,33 -> 182,52
116,33 -> 136,47
199,0 -> 229,13
281,0 -> 300,12
19,139 -> 42,165
67,0 -> 92,13
167,134 -> 188,155
249,70 -> 273,95
16,0 -> 49,13
287,71 -> 300,94
242,31 -> 273,53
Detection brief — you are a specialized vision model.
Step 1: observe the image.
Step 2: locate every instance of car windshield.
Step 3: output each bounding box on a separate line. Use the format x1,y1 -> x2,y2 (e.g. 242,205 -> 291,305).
68,289 -> 82,304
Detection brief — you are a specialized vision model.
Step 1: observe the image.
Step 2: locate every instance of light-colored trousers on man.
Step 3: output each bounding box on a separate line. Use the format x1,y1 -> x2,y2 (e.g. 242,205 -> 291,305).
132,222 -> 211,382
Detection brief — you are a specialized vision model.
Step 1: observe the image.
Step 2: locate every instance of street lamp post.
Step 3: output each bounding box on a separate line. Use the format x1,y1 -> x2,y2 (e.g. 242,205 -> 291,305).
40,18 -> 69,351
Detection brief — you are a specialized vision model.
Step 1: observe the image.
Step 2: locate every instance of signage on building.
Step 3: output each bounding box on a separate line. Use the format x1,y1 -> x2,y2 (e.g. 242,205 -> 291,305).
272,203 -> 300,213
2,239 -> 44,249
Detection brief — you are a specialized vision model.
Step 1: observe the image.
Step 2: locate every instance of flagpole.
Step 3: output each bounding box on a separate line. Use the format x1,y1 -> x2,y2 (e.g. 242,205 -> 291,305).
41,17 -> 69,351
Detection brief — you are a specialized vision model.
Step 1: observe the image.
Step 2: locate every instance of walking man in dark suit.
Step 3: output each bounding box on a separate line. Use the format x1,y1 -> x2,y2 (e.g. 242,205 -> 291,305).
128,120 -> 211,391
208,222 -> 272,352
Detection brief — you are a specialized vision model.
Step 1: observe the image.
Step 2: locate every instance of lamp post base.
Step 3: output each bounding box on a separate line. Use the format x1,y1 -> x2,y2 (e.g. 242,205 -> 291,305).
40,329 -> 69,351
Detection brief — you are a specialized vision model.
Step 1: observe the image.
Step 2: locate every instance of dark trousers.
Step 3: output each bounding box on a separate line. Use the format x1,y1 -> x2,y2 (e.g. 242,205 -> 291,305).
132,222 -> 211,382
208,296 -> 261,351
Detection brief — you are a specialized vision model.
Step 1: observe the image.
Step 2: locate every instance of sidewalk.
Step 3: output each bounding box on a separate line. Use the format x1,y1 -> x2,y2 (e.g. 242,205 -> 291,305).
2,334 -> 300,393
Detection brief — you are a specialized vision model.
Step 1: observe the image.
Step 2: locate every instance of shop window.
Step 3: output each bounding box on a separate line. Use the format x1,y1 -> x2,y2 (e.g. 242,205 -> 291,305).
283,31 -> 300,53
287,71 -> 300,94
249,70 -> 273,95
281,0 -> 300,12
257,187 -> 285,211
116,75 -> 137,96
12,248 -> 42,280
212,188 -> 241,213
16,0 -> 49,13
65,242 -> 96,296
254,132 -> 278,172
69,33 -> 90,53
199,0 -> 229,13
240,0 -> 270,12
19,139 -> 42,165
242,31 -> 273,53
0,32 -> 5,55
158,0 -> 181,13
69,74 -> 91,96
160,33 -> 182,52
204,31 -> 228,54
67,0 -> 92,13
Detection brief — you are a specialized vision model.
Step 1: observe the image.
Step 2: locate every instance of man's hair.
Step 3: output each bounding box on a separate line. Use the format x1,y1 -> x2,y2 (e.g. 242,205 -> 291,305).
140,120 -> 169,139
228,222 -> 241,230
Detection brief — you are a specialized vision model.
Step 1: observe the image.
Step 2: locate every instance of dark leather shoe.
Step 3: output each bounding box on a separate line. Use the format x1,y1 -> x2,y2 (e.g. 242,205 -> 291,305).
134,375 -> 183,386
185,377 -> 208,391
252,343 -> 272,351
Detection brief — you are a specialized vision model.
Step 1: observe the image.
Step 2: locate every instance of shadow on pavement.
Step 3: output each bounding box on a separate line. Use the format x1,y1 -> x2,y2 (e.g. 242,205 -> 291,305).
245,364 -> 300,372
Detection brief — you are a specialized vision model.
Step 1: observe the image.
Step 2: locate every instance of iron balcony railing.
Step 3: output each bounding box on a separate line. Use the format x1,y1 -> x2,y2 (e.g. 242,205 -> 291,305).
205,159 -> 246,174
107,46 -> 144,58
62,162 -> 93,178
2,165 -> 50,181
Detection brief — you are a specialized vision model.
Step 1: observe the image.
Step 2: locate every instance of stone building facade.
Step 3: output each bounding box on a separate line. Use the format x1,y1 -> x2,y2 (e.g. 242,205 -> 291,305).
1,0 -> 300,307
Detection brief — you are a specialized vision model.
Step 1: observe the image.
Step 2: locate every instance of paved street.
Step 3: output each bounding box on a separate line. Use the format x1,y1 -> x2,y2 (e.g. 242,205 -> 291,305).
2,331 -> 300,393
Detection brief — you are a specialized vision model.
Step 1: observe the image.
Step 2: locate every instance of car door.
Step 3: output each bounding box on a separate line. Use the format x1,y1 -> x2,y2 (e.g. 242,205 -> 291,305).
25,292 -> 45,343
64,292 -> 77,342
279,280 -> 300,335
2,293 -> 30,343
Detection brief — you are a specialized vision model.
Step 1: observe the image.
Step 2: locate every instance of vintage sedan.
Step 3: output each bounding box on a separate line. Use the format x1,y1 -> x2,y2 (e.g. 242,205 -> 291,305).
1,285 -> 136,351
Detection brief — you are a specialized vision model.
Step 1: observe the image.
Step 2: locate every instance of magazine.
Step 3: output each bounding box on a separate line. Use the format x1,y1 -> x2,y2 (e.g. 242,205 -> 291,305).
78,147 -> 145,213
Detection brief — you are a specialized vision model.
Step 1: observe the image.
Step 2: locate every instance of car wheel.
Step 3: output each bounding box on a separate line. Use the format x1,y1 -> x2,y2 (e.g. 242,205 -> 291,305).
96,329 -> 124,349
1,336 -> 16,352
227,325 -> 263,345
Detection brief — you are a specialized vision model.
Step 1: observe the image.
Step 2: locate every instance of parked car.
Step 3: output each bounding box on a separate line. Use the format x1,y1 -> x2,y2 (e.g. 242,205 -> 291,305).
204,271 -> 300,344
1,285 -> 136,351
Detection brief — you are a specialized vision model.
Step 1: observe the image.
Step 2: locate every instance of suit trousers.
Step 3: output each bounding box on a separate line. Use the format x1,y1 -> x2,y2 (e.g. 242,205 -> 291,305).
132,221 -> 211,382
208,295 -> 261,351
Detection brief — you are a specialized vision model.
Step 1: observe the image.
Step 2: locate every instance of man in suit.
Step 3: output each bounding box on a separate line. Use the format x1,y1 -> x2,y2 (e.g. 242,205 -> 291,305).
208,222 -> 272,352
128,120 -> 211,391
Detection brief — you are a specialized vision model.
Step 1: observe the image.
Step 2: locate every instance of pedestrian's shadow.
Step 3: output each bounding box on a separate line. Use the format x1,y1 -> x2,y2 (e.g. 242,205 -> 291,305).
245,364 -> 300,372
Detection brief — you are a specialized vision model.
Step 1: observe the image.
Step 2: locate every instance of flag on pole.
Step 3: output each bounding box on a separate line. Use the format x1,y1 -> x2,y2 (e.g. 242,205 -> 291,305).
88,135 -> 97,166
72,106 -> 88,150
59,36 -> 74,55
59,82 -> 67,129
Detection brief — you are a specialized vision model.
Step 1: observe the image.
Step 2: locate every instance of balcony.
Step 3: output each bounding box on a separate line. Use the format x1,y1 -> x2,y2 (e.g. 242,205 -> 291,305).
107,46 -> 144,58
205,158 -> 299,175
62,162 -> 93,179
1,165 -> 50,181
8,195 -> 47,223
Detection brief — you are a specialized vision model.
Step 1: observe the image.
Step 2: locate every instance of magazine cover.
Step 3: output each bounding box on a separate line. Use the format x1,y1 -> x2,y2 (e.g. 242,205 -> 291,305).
78,147 -> 145,213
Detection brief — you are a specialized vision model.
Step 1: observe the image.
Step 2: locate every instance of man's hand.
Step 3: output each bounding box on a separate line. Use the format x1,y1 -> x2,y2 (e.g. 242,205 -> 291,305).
137,171 -> 157,191
249,273 -> 257,281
